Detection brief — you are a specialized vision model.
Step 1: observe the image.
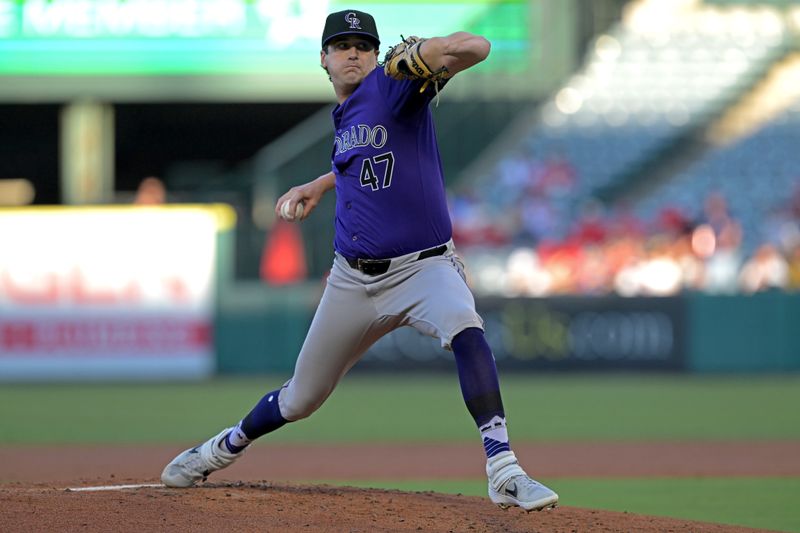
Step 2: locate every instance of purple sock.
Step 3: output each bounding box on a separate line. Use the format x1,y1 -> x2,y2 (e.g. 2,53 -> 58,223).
451,327 -> 510,458
223,388 -> 288,453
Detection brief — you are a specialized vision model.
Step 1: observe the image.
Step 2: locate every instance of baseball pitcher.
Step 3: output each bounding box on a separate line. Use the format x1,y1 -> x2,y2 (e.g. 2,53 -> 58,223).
162,9 -> 558,512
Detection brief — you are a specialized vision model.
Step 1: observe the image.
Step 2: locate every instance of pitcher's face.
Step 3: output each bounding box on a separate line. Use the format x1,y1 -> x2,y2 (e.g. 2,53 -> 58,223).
321,37 -> 379,91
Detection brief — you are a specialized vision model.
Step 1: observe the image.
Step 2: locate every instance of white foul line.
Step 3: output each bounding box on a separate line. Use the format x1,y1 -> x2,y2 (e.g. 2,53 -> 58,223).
66,483 -> 163,492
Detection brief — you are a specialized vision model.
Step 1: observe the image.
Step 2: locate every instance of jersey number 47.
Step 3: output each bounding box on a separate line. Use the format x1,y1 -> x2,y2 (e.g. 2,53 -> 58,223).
359,152 -> 395,191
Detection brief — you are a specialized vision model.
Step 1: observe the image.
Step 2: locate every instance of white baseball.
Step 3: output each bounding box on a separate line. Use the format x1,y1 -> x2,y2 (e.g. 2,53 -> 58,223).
280,200 -> 304,221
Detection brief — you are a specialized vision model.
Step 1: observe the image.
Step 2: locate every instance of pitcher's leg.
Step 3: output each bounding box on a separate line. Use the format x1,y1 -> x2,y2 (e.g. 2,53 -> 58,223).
451,327 -> 558,511
451,327 -> 507,456
236,261 -> 385,440
162,262 -> 384,487
223,269 -> 380,456
391,256 -> 558,511
278,273 -> 390,421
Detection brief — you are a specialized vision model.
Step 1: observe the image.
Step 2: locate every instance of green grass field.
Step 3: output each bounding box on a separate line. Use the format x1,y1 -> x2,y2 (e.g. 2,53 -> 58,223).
1,374 -> 799,443
1,374 -> 799,531
334,477 -> 800,532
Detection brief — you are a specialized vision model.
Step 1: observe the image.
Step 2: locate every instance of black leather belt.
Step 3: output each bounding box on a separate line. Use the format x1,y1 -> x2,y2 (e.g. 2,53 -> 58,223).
345,244 -> 448,276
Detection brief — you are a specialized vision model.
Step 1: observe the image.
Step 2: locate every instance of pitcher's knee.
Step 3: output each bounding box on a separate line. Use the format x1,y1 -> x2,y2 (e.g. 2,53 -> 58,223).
278,387 -> 328,422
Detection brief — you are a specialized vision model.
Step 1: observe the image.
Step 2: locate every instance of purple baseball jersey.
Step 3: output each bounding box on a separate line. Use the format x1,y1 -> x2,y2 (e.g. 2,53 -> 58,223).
331,68 -> 452,259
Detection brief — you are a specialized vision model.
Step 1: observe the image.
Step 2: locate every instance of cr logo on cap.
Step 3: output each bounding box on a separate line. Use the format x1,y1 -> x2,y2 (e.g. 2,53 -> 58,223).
345,12 -> 361,29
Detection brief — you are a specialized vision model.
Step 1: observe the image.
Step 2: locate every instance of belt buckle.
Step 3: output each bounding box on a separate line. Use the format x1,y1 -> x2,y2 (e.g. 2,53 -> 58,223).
357,258 -> 387,275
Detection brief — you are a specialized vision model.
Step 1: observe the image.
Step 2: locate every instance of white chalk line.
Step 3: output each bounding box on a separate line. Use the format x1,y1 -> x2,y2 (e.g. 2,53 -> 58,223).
65,483 -> 163,492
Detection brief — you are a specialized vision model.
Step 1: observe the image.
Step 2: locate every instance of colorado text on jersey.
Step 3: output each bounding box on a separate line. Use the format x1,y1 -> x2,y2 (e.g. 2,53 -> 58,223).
334,123 -> 388,155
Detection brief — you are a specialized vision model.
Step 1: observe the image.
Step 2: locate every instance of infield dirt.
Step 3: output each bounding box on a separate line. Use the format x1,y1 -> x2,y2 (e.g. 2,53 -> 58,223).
2,441 -> 796,532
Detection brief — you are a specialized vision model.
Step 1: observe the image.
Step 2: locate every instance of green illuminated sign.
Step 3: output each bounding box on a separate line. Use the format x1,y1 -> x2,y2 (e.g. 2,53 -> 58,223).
0,0 -> 530,75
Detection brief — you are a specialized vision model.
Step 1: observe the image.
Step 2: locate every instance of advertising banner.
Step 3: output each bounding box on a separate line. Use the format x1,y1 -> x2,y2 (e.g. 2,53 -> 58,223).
0,205 -> 232,380
359,296 -> 686,371
0,0 -> 537,100
0,0 -> 529,75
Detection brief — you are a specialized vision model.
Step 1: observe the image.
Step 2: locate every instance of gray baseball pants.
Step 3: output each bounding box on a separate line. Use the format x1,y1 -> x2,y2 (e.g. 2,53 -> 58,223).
278,239 -> 484,421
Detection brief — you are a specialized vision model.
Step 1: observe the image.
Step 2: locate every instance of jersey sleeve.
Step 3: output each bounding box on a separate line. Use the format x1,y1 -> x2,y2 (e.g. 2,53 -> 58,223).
376,70 -> 449,118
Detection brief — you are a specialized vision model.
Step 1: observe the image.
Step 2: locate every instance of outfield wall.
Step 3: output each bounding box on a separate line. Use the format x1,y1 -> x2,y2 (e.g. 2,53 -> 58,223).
215,284 -> 800,375
4,229 -> 797,380
686,292 -> 800,372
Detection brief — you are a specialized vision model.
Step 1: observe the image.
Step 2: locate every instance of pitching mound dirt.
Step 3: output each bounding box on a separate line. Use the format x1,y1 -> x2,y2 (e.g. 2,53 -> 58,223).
3,442 -> 795,531
0,481 -> 773,532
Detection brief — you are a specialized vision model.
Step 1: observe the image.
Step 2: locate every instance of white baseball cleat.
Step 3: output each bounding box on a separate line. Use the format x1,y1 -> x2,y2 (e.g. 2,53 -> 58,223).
487,450 -> 558,512
161,428 -> 244,488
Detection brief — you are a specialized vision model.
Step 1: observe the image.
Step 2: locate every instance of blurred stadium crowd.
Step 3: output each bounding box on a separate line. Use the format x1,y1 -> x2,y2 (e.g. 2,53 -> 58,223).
449,0 -> 800,296
3,0 -> 798,300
